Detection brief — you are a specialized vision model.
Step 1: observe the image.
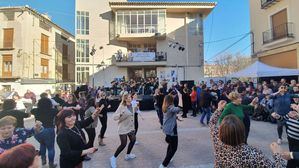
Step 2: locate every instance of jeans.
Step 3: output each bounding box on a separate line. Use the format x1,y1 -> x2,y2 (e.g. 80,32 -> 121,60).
191,102 -> 197,116
155,106 -> 163,126
277,119 -> 286,139
200,107 -> 211,124
162,135 -> 178,167
34,128 -> 55,163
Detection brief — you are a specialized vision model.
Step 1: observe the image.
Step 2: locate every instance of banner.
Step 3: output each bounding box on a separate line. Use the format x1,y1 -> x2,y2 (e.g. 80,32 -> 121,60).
131,52 -> 155,62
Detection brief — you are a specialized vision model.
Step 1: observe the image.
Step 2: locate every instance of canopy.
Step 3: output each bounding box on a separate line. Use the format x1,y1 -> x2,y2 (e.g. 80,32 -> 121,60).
227,61 -> 299,78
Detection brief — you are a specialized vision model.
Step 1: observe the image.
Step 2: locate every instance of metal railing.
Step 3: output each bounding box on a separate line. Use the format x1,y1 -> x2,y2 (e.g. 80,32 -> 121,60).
115,52 -> 167,62
263,22 -> 294,44
116,24 -> 166,35
261,0 -> 280,9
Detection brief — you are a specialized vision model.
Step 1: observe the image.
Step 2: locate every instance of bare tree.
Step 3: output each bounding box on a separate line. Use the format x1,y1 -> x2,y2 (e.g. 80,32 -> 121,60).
204,53 -> 251,77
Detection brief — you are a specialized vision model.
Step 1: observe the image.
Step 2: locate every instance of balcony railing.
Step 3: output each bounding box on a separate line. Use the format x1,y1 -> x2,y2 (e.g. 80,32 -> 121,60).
261,0 -> 281,9
115,52 -> 167,63
263,22 -> 294,44
116,25 -> 166,38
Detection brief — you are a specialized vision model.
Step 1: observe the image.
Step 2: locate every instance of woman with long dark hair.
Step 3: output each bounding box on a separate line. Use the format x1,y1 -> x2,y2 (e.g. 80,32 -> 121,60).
159,95 -> 182,168
56,107 -> 103,168
62,94 -> 81,120
110,93 -> 136,168
154,88 -> 165,128
31,97 -> 58,168
96,92 -> 111,146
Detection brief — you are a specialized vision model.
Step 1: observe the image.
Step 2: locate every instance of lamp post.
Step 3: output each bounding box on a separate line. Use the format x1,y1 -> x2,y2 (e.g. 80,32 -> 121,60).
90,45 -> 96,88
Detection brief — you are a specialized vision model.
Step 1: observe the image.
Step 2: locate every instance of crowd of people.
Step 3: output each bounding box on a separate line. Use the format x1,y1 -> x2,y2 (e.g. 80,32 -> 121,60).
0,77 -> 299,167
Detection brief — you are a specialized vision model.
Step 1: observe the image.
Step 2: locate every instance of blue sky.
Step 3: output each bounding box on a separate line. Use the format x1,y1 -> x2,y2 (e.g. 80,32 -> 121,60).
0,0 -> 251,61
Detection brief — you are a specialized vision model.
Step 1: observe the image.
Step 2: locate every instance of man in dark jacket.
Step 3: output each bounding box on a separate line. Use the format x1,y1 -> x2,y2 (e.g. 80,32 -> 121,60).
271,84 -> 299,144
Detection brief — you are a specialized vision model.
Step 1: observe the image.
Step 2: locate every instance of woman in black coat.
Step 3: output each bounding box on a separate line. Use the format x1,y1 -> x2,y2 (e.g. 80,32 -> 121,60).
56,106 -> 103,168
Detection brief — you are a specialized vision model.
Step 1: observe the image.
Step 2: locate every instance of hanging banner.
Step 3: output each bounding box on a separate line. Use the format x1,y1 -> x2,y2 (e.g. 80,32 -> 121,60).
131,52 -> 155,62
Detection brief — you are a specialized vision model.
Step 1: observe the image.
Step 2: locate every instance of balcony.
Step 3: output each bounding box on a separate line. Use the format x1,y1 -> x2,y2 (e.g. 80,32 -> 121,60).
261,0 -> 282,9
263,22 -> 294,44
115,10 -> 166,41
114,52 -> 167,67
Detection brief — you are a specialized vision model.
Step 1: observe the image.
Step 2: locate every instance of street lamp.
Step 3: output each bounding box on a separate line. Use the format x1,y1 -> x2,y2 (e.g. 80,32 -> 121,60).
90,45 -> 96,88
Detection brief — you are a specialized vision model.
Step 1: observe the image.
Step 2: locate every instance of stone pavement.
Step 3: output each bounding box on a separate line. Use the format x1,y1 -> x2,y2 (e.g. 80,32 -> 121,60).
25,111 -> 289,168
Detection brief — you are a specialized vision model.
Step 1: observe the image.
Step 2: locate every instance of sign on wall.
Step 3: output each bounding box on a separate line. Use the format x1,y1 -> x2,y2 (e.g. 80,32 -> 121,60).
131,52 -> 155,62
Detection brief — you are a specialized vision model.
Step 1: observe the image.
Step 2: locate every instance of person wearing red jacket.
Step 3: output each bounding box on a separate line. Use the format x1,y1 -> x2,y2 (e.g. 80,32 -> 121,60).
190,86 -> 197,117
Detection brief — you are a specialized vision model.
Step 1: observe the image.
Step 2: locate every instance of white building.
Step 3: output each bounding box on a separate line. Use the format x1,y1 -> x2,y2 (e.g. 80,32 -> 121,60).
75,0 -> 216,87
0,6 -> 75,95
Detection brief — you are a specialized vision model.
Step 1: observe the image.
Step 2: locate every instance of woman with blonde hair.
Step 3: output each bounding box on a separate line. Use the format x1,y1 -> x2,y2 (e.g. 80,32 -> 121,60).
159,95 -> 182,168
110,93 -> 136,168
219,92 -> 258,143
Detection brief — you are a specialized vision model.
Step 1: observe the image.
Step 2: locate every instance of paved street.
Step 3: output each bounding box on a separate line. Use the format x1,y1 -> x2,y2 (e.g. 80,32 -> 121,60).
25,111 -> 289,168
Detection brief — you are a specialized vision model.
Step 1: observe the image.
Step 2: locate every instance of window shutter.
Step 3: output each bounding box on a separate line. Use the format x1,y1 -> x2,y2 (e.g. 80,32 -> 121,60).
3,28 -> 14,48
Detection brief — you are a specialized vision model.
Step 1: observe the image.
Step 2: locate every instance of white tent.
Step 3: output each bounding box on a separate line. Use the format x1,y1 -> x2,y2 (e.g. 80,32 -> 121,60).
227,61 -> 299,78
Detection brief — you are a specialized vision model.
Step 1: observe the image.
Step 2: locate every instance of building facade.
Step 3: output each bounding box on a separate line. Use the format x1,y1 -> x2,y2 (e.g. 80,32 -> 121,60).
0,6 -> 75,95
250,0 -> 299,69
75,0 -> 215,87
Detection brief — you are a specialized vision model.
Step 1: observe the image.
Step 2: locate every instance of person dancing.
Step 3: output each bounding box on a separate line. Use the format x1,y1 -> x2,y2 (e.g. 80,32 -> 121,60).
159,95 -> 182,168
110,93 -> 136,168
56,106 -> 103,168
96,92 -> 111,146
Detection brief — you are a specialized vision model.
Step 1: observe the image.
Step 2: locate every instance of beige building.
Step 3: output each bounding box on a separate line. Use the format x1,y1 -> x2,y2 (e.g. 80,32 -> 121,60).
75,0 -> 215,87
0,6 -> 75,95
250,0 -> 299,69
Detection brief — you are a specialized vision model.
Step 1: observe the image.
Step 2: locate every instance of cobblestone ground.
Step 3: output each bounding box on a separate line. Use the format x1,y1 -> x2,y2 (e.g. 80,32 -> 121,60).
25,111 -> 289,168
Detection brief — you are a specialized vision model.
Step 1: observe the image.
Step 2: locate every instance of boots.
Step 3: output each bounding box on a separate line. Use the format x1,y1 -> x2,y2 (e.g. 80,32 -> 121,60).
41,156 -> 46,165
49,162 -> 57,168
98,138 -> 106,146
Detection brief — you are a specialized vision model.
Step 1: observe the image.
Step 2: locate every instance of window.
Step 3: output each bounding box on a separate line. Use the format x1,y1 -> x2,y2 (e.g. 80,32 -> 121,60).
3,28 -> 14,48
63,64 -> 68,80
41,58 -> 49,78
63,44 -> 68,60
271,9 -> 288,40
76,39 -> 89,62
41,34 -> 49,55
3,12 -> 15,21
76,11 -> 89,35
76,66 -> 89,84
116,10 -> 166,35
2,55 -> 12,77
